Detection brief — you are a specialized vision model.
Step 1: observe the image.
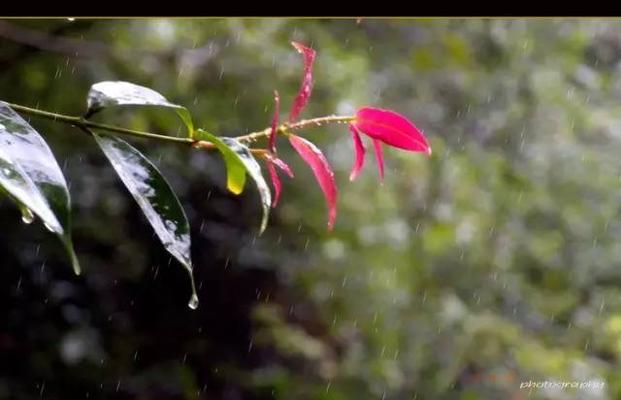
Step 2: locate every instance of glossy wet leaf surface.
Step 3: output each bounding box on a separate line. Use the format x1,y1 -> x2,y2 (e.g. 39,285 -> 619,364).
222,138 -> 271,234
86,81 -> 194,137
195,130 -> 247,194
289,42 -> 316,122
0,102 -> 79,273
92,133 -> 197,306
195,130 -> 271,234
289,134 -> 337,231
353,107 -> 431,154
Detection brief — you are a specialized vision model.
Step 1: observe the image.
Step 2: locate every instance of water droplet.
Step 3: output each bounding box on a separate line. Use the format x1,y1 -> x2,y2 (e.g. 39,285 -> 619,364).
188,294 -> 199,310
20,207 -> 34,224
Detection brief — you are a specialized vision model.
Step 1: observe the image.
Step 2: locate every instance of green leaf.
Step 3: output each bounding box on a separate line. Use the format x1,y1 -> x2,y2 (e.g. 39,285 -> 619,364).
195,130 -> 247,194
91,133 -> 198,309
86,81 -> 194,138
195,130 -> 271,234
0,102 -> 80,274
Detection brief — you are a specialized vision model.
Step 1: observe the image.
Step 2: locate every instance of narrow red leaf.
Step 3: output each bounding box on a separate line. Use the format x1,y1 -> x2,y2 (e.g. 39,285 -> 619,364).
264,154 -> 294,208
266,161 -> 282,208
268,90 -> 280,153
372,139 -> 385,183
348,124 -> 366,181
288,134 -> 338,230
270,156 -> 294,178
354,107 -> 431,155
289,42 -> 316,122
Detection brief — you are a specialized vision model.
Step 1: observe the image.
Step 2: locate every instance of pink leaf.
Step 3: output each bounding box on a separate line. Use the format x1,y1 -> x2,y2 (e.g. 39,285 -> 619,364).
288,134 -> 338,230
266,161 -> 282,208
354,107 -> 431,155
265,154 -> 294,208
372,139 -> 385,183
270,156 -> 294,178
289,42 -> 316,122
349,124 -> 366,181
268,90 -> 280,153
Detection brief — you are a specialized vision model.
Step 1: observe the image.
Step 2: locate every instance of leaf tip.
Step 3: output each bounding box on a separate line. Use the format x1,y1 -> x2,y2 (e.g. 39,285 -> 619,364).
327,208 -> 337,231
68,246 -> 81,275
259,217 -> 268,236
228,182 -> 244,196
348,124 -> 365,182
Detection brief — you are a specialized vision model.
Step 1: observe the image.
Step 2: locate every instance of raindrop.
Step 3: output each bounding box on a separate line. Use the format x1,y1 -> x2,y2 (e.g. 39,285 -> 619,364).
188,293 -> 199,310
599,300 -> 606,315
21,207 -> 35,224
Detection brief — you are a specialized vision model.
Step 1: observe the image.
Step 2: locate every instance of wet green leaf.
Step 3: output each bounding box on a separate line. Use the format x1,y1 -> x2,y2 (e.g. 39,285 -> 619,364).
0,102 -> 80,274
92,133 -> 197,308
195,130 -> 246,194
86,81 -> 194,137
195,130 -> 271,234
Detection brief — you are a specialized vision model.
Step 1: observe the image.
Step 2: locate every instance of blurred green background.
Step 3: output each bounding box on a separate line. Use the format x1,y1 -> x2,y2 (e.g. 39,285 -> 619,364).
0,18 -> 619,400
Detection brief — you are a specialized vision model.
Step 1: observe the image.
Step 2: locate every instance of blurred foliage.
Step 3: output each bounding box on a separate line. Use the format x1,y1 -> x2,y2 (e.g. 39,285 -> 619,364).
1,18 -> 620,400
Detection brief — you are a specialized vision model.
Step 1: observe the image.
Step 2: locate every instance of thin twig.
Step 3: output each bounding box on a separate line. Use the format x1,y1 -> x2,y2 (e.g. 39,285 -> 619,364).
4,101 -> 355,154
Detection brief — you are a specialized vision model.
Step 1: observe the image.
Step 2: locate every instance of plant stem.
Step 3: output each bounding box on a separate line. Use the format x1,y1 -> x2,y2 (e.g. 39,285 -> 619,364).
6,102 -> 194,144
236,115 -> 355,143
4,102 -> 355,153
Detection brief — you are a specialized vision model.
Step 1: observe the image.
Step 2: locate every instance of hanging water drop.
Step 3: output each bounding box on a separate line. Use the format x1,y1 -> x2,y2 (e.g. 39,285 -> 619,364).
21,213 -> 34,224
188,293 -> 199,310
20,205 -> 35,224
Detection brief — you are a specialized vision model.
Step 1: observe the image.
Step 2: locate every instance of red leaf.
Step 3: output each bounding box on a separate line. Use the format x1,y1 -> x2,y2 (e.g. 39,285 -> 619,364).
289,42 -> 316,122
348,124 -> 366,181
265,154 -> 294,208
268,90 -> 280,153
372,139 -> 385,183
266,161 -> 282,208
288,134 -> 338,230
354,107 -> 431,155
269,156 -> 294,178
